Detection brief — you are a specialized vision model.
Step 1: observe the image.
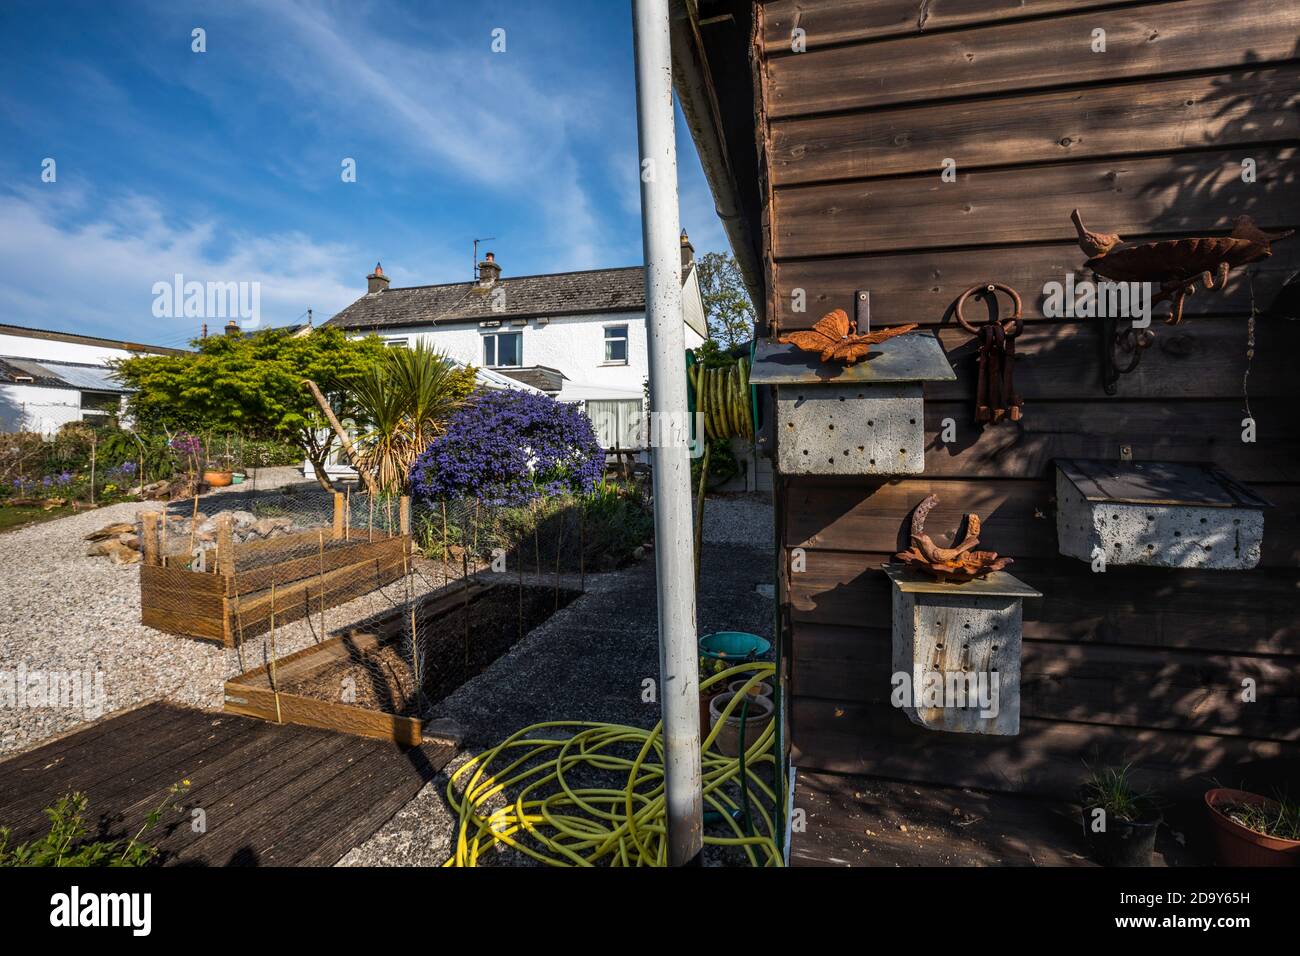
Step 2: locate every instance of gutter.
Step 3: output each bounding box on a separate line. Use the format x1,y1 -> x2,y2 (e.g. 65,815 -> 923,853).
668,0 -> 766,317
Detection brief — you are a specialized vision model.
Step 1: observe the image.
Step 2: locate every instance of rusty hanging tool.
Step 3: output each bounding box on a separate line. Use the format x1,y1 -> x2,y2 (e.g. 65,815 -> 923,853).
955,283 -> 1023,423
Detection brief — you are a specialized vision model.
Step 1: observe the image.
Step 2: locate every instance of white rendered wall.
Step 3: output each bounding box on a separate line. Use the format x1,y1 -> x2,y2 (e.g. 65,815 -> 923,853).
0,333 -> 145,365
0,384 -> 82,434
374,311 -> 653,392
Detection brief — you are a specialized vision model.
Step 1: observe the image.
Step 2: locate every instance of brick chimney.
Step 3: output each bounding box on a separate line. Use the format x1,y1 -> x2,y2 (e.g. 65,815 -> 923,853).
224,318 -> 240,336
367,261 -> 390,294
477,251 -> 501,286
680,229 -> 694,270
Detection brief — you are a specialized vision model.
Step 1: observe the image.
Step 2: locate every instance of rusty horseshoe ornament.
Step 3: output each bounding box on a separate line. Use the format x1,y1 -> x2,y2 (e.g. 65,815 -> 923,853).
955,283 -> 1023,424
894,494 -> 1014,583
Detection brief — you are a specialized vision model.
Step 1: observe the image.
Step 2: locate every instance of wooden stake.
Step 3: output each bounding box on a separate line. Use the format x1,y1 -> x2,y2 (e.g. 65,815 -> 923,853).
579,503 -> 585,592
269,578 -> 282,724
188,493 -> 200,568
332,492 -> 344,538
441,500 -> 450,586
89,433 -> 96,507
345,485 -> 351,541
141,511 -> 160,567
462,550 -> 471,666
216,514 -> 234,576
399,495 -> 411,541
368,495 -> 374,543
317,530 -> 326,642
553,505 -> 564,611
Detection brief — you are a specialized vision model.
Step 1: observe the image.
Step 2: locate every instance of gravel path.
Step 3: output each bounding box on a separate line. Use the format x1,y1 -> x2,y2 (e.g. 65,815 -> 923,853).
0,468 -> 456,756
701,491 -> 774,546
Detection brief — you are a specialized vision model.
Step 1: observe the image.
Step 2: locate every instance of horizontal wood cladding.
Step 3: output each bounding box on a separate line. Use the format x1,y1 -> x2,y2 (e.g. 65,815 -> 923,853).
764,0 -> 1300,118
789,697 -> 1300,799
772,146 -> 1295,259
761,0 -> 1132,51
919,400 -> 1300,483
770,66 -> 1300,185
783,478 -> 1299,566
923,317 -> 1296,401
793,623 -> 1300,740
787,553 -> 1300,656
771,243 -> 1300,330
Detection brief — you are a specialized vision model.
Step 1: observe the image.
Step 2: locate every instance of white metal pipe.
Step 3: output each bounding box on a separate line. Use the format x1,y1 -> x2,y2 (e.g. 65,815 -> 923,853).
631,0 -> 703,865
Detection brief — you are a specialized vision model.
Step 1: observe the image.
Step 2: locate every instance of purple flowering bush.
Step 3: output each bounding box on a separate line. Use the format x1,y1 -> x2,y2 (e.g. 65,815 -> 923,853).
409,389 -> 603,506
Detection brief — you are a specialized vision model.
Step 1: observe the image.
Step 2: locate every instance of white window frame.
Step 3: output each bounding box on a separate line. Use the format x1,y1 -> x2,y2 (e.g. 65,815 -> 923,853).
603,324 -> 629,365
482,330 -> 523,368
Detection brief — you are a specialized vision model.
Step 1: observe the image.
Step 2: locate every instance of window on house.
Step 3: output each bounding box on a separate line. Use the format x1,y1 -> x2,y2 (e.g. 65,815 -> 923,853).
385,338 -> 409,349
586,399 -> 645,450
483,331 -> 522,367
604,325 -> 628,364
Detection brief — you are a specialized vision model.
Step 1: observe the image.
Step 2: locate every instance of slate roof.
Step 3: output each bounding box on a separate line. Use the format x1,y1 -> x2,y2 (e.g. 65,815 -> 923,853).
326,266 -> 649,331
0,357 -> 130,392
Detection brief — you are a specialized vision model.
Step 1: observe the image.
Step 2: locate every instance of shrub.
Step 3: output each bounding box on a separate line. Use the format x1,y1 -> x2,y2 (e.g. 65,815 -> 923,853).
410,389 -> 603,507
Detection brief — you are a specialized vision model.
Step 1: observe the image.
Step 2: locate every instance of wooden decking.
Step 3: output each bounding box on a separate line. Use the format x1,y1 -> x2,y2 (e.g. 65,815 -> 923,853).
0,703 -> 455,866
791,770 -> 1196,867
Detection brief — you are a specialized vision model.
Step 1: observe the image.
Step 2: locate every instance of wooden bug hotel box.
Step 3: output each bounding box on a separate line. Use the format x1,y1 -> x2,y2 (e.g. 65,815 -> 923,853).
1055,459 -> 1269,571
886,565 -> 1041,737
751,328 -> 955,476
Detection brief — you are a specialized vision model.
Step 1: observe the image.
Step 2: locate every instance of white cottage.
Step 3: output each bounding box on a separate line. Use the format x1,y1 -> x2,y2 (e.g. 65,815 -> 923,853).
0,323 -> 185,434
324,236 -> 709,451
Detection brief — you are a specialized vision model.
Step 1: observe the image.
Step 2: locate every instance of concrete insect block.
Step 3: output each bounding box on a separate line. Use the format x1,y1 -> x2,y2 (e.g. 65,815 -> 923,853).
776,383 -> 923,475
1055,459 -> 1268,571
886,567 -> 1040,737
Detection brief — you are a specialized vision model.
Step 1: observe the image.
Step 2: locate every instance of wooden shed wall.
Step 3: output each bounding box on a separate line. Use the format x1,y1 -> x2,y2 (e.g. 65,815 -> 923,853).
753,0 -> 1300,798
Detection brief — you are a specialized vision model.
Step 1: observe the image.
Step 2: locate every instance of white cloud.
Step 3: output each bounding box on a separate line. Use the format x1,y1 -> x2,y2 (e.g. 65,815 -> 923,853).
0,188 -> 359,345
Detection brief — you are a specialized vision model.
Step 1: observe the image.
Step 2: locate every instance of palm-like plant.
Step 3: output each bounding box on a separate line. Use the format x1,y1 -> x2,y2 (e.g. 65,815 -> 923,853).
350,343 -> 475,492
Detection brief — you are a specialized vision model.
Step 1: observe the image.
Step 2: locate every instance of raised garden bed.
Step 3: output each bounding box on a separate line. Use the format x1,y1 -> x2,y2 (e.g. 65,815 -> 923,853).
139,494 -> 412,646
224,579 -> 579,744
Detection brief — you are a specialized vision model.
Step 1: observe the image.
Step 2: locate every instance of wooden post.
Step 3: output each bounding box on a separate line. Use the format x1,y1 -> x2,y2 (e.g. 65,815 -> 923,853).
141,511 -> 160,567
332,492 -> 344,539
216,515 -> 234,576
399,495 -> 411,538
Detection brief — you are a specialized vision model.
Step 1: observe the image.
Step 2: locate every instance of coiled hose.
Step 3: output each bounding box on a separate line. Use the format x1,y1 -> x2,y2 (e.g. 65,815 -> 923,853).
443,661 -> 781,867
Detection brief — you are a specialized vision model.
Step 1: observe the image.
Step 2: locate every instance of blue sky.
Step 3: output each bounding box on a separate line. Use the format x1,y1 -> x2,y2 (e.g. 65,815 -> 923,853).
0,0 -> 727,347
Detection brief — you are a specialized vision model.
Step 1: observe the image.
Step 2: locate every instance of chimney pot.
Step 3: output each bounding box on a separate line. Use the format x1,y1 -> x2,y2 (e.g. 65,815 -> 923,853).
478,251 -> 502,285
224,319 -> 240,337
367,261 -> 391,294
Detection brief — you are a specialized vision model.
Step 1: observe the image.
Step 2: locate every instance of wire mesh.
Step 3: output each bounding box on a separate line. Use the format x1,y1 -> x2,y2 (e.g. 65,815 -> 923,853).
138,484 -> 596,731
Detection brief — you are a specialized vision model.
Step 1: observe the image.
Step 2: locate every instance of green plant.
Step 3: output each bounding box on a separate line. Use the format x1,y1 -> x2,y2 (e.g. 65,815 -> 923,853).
1220,791 -> 1300,841
112,326 -> 389,491
350,343 -> 476,493
1081,764 -> 1156,823
0,781 -> 190,867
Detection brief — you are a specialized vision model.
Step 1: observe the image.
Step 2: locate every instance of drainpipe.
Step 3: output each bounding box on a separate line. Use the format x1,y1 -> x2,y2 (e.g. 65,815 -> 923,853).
631,0 -> 703,866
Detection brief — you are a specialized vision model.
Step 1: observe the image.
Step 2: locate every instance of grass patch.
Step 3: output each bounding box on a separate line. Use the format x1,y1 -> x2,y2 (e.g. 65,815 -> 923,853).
0,504 -> 77,534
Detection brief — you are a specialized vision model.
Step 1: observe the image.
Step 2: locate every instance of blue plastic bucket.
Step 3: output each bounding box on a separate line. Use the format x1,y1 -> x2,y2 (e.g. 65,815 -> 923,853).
699,631 -> 771,661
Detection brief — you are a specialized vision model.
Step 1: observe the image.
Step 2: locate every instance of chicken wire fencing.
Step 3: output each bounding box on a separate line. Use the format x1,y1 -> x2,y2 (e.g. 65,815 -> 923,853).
138,486 -> 591,727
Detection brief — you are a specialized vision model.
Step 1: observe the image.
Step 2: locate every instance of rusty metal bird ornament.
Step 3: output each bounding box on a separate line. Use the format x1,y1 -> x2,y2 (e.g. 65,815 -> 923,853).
778,308 -> 917,365
1070,209 -> 1293,325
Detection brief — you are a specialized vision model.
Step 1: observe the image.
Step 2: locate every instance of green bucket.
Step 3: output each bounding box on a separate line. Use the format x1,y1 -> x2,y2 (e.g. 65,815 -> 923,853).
699,631 -> 771,662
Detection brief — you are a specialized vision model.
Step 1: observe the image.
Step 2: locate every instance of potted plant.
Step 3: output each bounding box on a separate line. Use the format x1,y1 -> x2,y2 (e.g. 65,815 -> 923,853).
1080,764 -> 1161,866
1205,788 -> 1300,866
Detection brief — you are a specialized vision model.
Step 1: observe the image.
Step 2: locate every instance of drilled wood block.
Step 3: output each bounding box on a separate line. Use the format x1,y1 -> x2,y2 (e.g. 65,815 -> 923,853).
776,383 -> 924,475
887,567 -> 1040,736
1055,461 -> 1267,570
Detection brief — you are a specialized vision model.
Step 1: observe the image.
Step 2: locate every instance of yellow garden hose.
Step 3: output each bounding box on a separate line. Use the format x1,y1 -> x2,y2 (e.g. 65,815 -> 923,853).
443,661 -> 781,867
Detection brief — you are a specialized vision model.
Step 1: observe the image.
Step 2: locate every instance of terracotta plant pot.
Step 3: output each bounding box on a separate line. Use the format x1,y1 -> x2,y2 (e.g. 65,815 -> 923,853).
203,470 -> 233,487
1080,806 -> 1161,867
1205,788 -> 1300,866
708,690 -> 773,758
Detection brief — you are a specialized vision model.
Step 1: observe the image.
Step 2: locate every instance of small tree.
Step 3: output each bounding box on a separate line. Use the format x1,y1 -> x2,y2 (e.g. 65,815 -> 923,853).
695,251 -> 755,349
113,327 -> 388,491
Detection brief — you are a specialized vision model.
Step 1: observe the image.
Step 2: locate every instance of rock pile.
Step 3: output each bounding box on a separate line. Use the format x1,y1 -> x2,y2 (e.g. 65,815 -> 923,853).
84,509 -> 302,566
